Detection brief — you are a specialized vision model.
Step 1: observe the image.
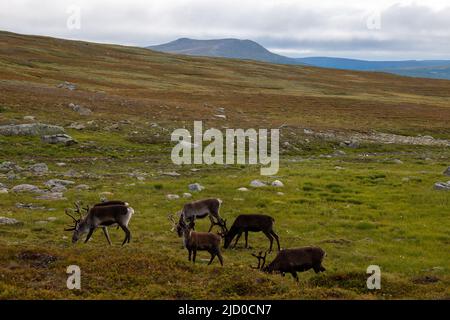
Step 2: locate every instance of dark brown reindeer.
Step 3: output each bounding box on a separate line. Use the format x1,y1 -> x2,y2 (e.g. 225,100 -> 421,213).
169,215 -> 223,266
173,198 -> 226,233
252,247 -> 326,282
222,214 -> 280,252
64,201 -> 134,245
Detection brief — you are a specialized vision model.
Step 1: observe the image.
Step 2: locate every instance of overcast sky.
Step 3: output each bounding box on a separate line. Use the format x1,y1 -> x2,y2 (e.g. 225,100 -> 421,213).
1,0 -> 450,60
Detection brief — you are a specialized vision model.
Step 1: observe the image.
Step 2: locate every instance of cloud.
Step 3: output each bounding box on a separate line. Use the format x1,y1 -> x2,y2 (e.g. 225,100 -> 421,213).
0,0 -> 449,60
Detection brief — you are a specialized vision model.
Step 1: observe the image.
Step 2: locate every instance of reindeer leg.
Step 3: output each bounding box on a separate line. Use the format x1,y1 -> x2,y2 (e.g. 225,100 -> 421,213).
270,230 -> 280,251
208,215 -> 215,232
233,232 -> 243,248
84,227 -> 95,243
244,231 -> 249,248
188,249 -> 192,261
192,249 -> 197,263
263,231 -> 274,252
119,224 -> 131,246
102,227 -> 112,245
208,252 -> 216,265
291,271 -> 299,282
217,251 -> 224,266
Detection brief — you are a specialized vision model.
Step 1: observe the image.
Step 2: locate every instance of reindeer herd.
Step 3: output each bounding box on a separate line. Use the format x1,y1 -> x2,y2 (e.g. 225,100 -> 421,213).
64,197 -> 326,282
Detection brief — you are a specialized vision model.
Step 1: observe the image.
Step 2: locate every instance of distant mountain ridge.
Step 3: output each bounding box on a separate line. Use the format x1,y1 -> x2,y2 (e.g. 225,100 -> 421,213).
147,38 -> 450,80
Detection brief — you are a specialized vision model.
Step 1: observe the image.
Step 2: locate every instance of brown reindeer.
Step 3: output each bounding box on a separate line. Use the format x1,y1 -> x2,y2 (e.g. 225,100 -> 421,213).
64,201 -> 134,245
169,215 -> 223,266
222,214 -> 280,252
173,198 -> 226,233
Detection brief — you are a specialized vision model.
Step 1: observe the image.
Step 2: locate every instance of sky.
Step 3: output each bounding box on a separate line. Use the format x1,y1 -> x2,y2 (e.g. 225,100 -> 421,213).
1,0 -> 450,60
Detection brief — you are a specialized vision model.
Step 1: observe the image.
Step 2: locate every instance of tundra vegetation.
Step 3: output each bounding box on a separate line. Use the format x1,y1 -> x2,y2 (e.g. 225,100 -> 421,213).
0,31 -> 449,299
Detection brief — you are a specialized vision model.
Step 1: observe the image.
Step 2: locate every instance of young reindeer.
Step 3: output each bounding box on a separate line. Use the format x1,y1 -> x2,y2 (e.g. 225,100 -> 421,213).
222,214 -> 280,252
169,215 -> 223,266
174,198 -> 226,233
64,201 -> 134,245
252,247 -> 326,282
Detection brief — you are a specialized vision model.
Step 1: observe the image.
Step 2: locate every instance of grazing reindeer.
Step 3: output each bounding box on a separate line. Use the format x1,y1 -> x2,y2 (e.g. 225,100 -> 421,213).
173,198 -> 226,233
222,214 -> 280,252
252,247 -> 326,281
169,215 -> 223,266
64,201 -> 134,245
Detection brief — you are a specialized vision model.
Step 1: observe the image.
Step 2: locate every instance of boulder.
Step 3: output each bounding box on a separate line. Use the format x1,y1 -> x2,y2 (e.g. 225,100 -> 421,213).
0,123 -> 65,136
188,183 -> 204,192
44,179 -> 74,188
68,103 -> 92,116
41,134 -> 77,145
51,185 -> 67,193
0,217 -> 21,225
183,193 -> 192,198
434,182 -> 450,191
11,184 -> 43,193
35,192 -> 65,200
166,194 -> 180,200
444,167 -> 450,176
68,122 -> 86,130
271,180 -> 284,187
28,163 -> 48,174
23,116 -> 35,121
0,161 -> 21,173
250,180 -> 266,187
57,81 -> 76,90
237,187 -> 249,192
163,171 -> 181,177
0,187 -> 8,194
74,184 -> 90,190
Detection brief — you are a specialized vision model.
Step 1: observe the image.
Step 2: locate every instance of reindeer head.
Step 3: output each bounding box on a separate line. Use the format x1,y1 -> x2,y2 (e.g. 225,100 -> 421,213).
64,201 -> 89,243
168,212 -> 185,237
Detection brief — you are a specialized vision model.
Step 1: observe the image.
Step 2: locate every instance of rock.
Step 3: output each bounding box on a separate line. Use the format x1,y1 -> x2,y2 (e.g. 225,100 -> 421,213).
334,150 -> 346,156
41,134 -> 77,145
0,217 -> 21,225
68,103 -> 92,116
188,183 -> 204,192
214,114 -> 226,119
434,182 -> 450,191
12,184 -> 43,193
163,171 -> 181,177
0,187 -> 8,194
28,163 -> 48,174
304,128 -> 314,135
64,169 -> 79,178
16,203 -> 46,210
237,187 -> 249,192
50,185 -> 67,193
340,140 -> 360,148
0,161 -> 21,173
0,123 -> 65,136
392,159 -> 403,164
74,184 -> 90,190
56,162 -> 66,167
276,192 -> 285,196
183,193 -> 192,198
35,192 -> 65,200
166,194 -> 180,200
271,180 -> 284,187
47,217 -> 57,221
23,116 -> 35,121
44,179 -> 74,188
444,167 -> 450,176
250,180 -> 266,187
335,166 -> 344,170
68,122 -> 86,130
57,81 -> 76,90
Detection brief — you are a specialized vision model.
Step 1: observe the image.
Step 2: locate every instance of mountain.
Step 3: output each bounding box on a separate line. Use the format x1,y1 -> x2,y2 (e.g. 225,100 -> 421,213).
148,38 -> 450,80
147,38 -> 298,65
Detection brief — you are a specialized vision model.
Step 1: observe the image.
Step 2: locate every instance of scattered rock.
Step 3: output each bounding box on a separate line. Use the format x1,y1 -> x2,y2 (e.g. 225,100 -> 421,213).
392,159 -> 403,164
237,187 -> 249,192
271,180 -> 284,187
41,134 -> 77,145
28,163 -> 48,174
0,187 -> 8,194
12,184 -> 43,193
16,203 -> 46,210
188,183 -> 204,192
68,103 -> 92,116
68,122 -> 86,130
57,81 -> 76,90
50,185 -> 67,193
0,217 -> 21,225
74,184 -> 90,190
335,166 -> 344,170
0,123 -> 65,136
183,193 -> 192,198
23,115 -> 35,121
44,179 -> 75,188
304,128 -> 314,135
163,171 -> 181,177
17,251 -> 57,267
434,181 -> 450,191
340,140 -> 360,148
443,167 -> 450,176
0,161 -> 21,172
56,162 -> 66,167
47,217 -> 57,221
166,194 -> 180,200
276,192 -> 284,196
214,114 -> 227,119
250,180 -> 266,187
334,150 -> 346,156
35,192 -> 65,200
64,169 -> 79,178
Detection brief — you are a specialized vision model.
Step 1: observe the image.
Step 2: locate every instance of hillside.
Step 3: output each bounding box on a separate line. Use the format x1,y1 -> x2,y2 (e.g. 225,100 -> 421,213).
148,38 -> 450,80
0,31 -> 449,300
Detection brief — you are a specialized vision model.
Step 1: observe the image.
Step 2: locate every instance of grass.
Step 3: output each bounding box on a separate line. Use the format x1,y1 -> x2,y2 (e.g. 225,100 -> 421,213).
0,30 -> 449,299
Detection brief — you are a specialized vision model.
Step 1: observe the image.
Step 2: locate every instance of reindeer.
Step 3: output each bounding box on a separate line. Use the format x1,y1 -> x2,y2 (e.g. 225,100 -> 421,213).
64,201 -> 134,245
222,214 -> 280,252
168,215 -> 223,266
173,198 -> 226,233
251,247 -> 326,282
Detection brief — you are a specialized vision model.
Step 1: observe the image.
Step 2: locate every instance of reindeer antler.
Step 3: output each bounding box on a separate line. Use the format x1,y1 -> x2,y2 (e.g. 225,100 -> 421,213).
167,213 -> 177,231
251,251 -> 267,270
64,209 -> 80,231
